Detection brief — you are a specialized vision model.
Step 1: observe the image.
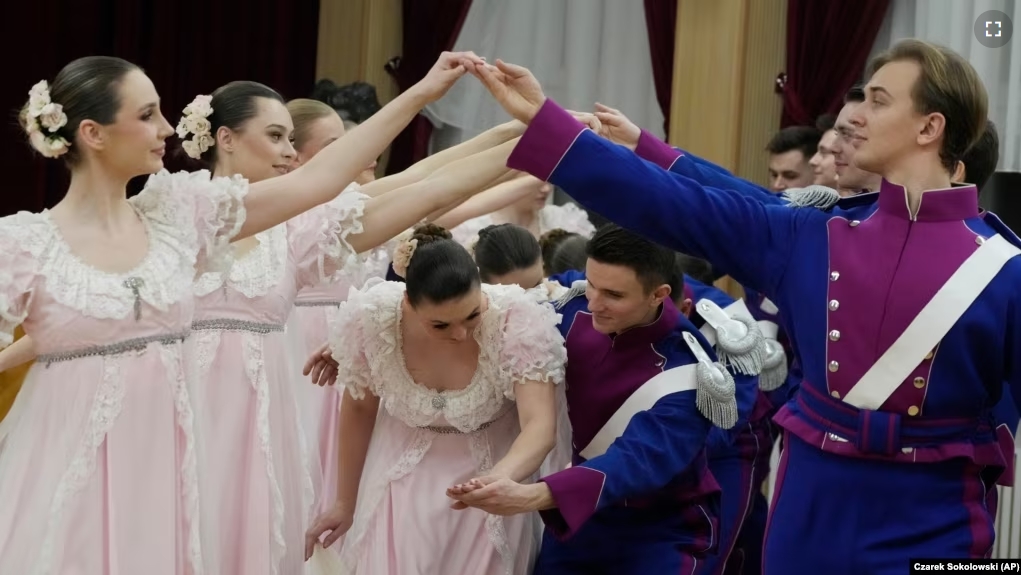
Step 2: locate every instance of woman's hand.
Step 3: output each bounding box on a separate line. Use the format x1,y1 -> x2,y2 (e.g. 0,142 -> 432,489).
410,51 -> 486,104
303,342 -> 338,386
304,502 -> 355,560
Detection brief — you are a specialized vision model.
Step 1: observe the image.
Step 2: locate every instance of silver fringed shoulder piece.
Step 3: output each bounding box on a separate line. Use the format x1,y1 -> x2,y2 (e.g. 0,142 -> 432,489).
757,338 -> 788,391
682,332 -> 738,429
696,299 -> 766,376
782,185 -> 841,209
552,279 -> 588,311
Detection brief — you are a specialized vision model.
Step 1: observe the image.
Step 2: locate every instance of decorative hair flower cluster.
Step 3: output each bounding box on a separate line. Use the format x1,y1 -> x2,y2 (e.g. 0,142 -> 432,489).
24,81 -> 70,158
391,229 -> 419,278
177,95 -> 215,159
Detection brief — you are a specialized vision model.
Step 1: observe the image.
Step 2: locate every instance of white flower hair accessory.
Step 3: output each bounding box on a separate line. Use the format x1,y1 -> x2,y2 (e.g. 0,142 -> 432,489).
391,228 -> 418,278
177,94 -> 215,159
24,80 -> 71,158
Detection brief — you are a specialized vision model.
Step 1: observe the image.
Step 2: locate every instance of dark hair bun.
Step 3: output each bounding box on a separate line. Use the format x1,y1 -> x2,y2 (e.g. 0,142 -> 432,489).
404,222 -> 479,306
539,228 -> 573,253
410,222 -> 452,245
477,223 -> 513,241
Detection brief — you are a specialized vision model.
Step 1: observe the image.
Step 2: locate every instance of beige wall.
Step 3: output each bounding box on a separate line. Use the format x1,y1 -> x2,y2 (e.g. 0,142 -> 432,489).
316,0 -> 402,104
315,0 -> 402,173
670,0 -> 786,297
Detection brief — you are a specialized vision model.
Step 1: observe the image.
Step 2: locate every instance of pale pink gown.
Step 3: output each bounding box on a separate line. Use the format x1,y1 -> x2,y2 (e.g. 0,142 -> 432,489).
329,280 -> 566,575
0,170 -> 248,575
189,186 -> 368,575
286,241 -> 391,521
450,202 -> 596,248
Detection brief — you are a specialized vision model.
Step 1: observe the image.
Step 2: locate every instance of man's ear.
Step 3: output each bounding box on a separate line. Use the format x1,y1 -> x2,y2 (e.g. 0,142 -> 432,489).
652,283 -> 671,306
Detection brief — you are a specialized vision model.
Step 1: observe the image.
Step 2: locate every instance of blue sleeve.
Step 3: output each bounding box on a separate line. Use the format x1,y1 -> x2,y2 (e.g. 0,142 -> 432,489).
508,99 -> 808,297
632,129 -> 782,206
983,214 -> 1021,417
539,390 -> 710,537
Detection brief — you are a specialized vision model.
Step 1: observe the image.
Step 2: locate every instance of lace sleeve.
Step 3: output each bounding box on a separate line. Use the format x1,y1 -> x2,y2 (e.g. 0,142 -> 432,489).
327,279 -> 401,400
541,203 -> 596,237
132,170 -> 249,275
494,287 -> 567,399
0,216 -> 35,349
288,185 -> 368,290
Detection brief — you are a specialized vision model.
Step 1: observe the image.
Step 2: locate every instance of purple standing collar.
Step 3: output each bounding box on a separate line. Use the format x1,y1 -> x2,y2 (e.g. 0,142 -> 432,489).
877,179 -> 979,222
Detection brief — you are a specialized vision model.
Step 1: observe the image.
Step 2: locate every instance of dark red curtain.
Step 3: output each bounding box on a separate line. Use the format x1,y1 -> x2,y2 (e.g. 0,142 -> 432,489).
643,0 -> 678,138
0,0 -> 319,217
384,0 -> 473,175
780,0 -> 889,127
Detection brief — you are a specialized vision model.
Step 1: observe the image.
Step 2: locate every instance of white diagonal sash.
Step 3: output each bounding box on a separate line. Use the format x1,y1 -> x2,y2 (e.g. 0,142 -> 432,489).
578,364 -> 698,460
842,235 -> 1020,410
698,298 -> 753,345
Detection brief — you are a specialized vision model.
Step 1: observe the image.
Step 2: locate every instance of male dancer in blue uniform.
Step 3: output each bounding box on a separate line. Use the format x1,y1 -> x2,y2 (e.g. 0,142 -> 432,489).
607,97 -> 1020,496
595,103 -> 798,575
602,85 -> 1019,568
463,38 -> 1021,572
447,224 -> 747,573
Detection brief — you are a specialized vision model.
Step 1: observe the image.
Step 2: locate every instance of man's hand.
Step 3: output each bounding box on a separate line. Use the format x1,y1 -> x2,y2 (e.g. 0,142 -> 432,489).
446,476 -> 555,515
566,110 -> 603,133
303,342 -> 338,386
467,59 -> 547,124
593,102 -> 641,151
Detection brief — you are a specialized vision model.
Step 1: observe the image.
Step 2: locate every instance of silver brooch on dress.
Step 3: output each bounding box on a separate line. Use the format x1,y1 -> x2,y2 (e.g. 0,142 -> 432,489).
123,276 -> 145,321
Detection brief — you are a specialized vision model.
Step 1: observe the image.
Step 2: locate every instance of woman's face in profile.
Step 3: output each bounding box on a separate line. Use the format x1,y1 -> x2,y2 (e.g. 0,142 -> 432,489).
294,113 -> 346,168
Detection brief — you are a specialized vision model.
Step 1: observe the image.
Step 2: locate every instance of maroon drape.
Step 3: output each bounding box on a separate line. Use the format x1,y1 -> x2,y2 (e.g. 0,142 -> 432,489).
0,0 -> 319,216
384,0 -> 473,175
643,0 -> 678,138
780,0 -> 890,127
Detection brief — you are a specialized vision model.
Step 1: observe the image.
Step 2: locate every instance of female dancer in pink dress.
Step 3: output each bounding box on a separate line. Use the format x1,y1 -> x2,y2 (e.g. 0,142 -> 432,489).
283,99 -> 534,531
0,51 -> 492,575
303,223 -> 566,574
450,178 -> 596,247
181,81 -> 525,574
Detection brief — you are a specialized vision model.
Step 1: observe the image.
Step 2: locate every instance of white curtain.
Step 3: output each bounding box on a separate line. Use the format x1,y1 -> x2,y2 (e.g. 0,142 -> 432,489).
869,0 -> 1021,171
425,0 -> 664,152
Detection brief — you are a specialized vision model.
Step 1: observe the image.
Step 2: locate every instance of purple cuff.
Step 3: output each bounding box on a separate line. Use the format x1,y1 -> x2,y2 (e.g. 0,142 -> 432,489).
635,129 -> 683,171
537,466 -> 606,540
507,99 -> 587,181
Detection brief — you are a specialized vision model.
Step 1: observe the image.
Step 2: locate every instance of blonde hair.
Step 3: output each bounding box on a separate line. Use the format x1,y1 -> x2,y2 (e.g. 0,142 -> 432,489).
867,39 -> 988,172
286,98 -> 338,152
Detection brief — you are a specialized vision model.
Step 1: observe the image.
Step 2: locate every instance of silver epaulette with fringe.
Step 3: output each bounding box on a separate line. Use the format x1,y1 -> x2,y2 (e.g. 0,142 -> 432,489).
782,185 -> 841,209
696,299 -> 766,376
757,338 -> 788,391
552,279 -> 587,310
682,332 -> 738,429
